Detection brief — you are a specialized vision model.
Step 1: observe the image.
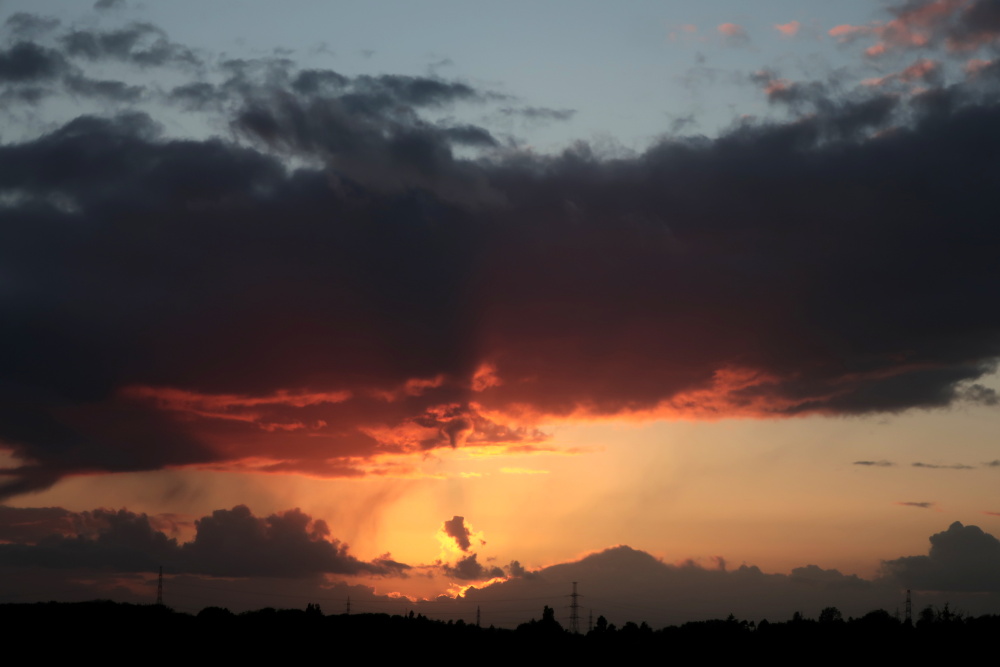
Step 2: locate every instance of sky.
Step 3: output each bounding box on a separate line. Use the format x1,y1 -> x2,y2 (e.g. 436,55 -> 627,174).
2,0 -> 1000,627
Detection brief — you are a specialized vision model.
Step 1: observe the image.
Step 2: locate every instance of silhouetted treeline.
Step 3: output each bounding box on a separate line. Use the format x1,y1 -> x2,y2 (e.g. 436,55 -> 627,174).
3,600 -> 997,660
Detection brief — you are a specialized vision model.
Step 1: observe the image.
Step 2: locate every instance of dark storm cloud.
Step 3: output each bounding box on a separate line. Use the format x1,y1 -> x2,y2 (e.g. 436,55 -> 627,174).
0,504 -> 77,542
897,501 -> 935,508
854,460 -> 895,467
0,41 -> 67,82
350,74 -> 482,107
168,81 -> 222,110
961,383 -> 1000,405
4,13 -> 60,39
65,74 -> 143,101
882,521 -> 1000,591
442,553 -> 504,581
94,0 -> 126,10
182,505 -> 406,577
0,507 -> 177,571
499,106 -> 576,121
506,560 -> 529,577
60,23 -> 199,67
443,516 -> 473,551
291,69 -> 349,95
440,124 -> 498,147
462,545 -> 897,627
0,504 -> 406,577
3,7 -> 1000,496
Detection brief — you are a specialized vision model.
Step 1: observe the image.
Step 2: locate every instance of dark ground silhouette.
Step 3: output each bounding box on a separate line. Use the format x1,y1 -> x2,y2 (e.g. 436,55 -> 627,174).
3,599 -> 996,660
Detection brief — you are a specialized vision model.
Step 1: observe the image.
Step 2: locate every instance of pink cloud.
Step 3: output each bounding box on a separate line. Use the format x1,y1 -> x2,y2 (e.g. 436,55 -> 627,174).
865,42 -> 889,57
964,57 -> 994,74
899,58 -> 939,81
775,20 -> 801,37
718,22 -> 746,37
833,0 -> 1000,57
829,24 -> 875,43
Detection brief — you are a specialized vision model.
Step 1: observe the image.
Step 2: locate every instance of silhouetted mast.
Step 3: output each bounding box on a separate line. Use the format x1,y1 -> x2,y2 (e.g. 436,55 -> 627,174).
905,589 -> 912,626
156,566 -> 163,606
346,595 -> 351,615
569,581 -> 581,634
476,605 -> 481,627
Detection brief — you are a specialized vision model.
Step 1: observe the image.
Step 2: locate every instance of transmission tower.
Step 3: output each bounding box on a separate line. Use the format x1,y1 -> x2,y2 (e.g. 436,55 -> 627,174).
156,566 -> 163,606
588,609 -> 593,634
476,605 -> 481,628
346,595 -> 351,615
905,589 -> 912,626
569,581 -> 581,634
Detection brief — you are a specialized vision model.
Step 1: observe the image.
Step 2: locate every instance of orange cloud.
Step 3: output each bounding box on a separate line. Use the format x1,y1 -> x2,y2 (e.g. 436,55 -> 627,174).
829,24 -> 875,43
965,57 -> 994,74
863,58 -> 940,87
718,23 -> 746,37
775,21 -> 801,37
900,58 -> 939,80
832,0 -> 999,57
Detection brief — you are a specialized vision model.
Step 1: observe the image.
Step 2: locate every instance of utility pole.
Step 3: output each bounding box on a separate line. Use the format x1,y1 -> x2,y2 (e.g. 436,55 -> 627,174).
476,605 -> 481,628
346,596 -> 351,615
588,609 -> 593,634
569,581 -> 581,634
156,566 -> 163,606
905,589 -> 912,626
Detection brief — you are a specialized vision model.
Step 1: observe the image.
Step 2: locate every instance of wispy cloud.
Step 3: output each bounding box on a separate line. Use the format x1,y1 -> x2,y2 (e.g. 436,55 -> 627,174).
912,462 -> 976,470
718,22 -> 750,46
774,21 -> 801,37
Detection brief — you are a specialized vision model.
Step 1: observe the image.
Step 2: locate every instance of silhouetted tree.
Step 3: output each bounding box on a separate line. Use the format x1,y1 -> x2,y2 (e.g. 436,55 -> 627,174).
595,615 -> 608,633
819,607 -> 843,624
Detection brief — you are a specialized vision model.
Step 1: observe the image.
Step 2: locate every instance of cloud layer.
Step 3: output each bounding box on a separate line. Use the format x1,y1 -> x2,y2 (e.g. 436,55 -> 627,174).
0,504 -> 405,577
2,2 -> 1000,494
3,502 -> 998,623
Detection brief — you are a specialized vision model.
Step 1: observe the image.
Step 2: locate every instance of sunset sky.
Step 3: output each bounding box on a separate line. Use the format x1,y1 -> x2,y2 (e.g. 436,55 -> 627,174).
3,0 -> 1000,627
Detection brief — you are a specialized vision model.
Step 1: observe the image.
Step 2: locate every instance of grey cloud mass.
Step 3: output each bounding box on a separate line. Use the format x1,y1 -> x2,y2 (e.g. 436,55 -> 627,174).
882,521 -> 1000,592
443,516 -> 473,552
2,4 -> 1000,497
0,504 -> 406,577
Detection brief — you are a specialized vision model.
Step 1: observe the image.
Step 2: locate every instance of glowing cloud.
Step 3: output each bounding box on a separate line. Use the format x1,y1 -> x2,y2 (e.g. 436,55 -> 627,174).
775,21 -> 801,37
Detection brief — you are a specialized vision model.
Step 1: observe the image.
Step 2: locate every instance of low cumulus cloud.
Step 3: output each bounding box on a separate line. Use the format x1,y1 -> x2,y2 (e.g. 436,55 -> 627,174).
4,506 -> 1000,623
436,515 -> 501,582
461,545 -> 892,627
462,524 -> 1000,625
0,504 -> 407,578
854,460 -> 895,467
442,553 -> 504,581
882,521 -> 1000,592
